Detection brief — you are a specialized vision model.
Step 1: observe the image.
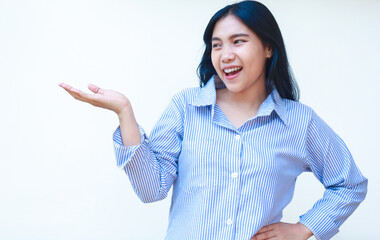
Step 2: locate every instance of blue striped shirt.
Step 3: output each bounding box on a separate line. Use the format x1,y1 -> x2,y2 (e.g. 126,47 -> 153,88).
113,76 -> 367,240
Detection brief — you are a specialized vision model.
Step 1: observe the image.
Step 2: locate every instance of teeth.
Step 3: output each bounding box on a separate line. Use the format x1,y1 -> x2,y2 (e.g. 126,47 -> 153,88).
224,67 -> 242,73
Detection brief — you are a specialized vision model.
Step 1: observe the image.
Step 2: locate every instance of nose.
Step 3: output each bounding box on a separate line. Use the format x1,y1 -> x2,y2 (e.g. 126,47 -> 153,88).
221,47 -> 235,63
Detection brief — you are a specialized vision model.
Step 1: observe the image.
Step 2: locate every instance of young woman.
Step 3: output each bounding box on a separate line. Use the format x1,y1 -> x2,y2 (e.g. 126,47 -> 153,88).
59,1 -> 367,239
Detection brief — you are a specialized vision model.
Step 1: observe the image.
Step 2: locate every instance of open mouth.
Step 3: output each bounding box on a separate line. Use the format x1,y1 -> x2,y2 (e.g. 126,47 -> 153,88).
223,67 -> 243,76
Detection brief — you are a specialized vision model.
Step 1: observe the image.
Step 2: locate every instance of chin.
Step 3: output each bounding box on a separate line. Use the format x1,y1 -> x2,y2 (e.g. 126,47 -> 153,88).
224,84 -> 244,93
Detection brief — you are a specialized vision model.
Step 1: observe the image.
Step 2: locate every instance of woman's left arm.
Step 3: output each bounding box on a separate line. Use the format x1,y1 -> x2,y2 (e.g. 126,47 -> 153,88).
295,111 -> 368,239
252,110 -> 367,240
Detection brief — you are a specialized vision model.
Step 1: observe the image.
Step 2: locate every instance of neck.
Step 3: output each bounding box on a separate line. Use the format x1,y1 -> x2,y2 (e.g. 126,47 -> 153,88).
217,80 -> 268,113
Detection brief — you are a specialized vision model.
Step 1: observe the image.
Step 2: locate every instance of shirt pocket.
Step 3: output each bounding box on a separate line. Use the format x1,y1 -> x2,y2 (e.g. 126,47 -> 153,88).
178,139 -> 222,195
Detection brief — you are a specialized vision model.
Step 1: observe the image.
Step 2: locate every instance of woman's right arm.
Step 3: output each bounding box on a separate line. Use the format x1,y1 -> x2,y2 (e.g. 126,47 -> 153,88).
59,83 -> 182,203
59,83 -> 140,146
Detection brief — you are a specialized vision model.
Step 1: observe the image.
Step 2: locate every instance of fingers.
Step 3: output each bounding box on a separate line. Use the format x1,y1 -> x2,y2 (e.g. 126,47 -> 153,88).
257,224 -> 276,233
59,82 -> 99,104
250,230 -> 276,240
251,230 -> 276,239
59,82 -> 82,95
251,222 -> 310,240
250,223 -> 279,240
59,82 -> 130,113
58,82 -> 80,97
59,82 -> 74,92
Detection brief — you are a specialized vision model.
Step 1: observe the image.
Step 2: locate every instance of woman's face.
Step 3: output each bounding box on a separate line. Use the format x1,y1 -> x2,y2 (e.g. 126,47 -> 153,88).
211,14 -> 271,95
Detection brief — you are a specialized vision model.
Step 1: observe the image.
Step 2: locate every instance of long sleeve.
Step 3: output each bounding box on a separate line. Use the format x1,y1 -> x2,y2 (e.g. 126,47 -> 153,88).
298,111 -> 368,240
113,93 -> 184,203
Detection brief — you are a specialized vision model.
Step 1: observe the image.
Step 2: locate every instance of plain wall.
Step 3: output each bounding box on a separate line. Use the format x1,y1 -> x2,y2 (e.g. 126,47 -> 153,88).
0,0 -> 379,239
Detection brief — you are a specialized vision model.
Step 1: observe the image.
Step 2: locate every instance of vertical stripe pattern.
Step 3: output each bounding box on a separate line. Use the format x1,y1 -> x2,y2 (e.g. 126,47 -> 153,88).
113,77 -> 367,240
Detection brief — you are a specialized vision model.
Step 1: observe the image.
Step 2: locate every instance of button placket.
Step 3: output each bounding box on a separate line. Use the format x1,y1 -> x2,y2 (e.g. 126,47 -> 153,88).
226,133 -> 240,230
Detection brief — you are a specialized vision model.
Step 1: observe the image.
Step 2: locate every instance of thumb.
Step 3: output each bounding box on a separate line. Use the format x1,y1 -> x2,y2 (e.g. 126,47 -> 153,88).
88,84 -> 101,94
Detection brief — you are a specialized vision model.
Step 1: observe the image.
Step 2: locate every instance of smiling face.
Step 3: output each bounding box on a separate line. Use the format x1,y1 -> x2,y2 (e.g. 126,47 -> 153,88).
211,14 -> 272,96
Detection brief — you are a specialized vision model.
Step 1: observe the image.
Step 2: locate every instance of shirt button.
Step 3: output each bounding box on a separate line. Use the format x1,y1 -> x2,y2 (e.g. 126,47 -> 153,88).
235,135 -> 241,141
226,219 -> 233,225
231,172 -> 238,179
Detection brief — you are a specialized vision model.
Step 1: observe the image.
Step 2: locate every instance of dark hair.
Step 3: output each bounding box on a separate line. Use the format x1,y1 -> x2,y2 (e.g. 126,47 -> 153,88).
197,0 -> 299,101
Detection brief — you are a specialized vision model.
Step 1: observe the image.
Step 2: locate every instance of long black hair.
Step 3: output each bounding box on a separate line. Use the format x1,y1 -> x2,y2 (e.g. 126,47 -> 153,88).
197,0 -> 299,101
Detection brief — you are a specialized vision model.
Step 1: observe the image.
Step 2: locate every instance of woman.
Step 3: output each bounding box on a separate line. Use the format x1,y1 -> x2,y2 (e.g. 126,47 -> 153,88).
59,1 -> 367,239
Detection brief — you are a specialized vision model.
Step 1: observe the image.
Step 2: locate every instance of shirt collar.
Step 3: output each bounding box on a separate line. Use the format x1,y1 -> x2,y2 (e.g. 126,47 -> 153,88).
190,75 -> 223,107
190,75 -> 288,125
257,88 -> 288,125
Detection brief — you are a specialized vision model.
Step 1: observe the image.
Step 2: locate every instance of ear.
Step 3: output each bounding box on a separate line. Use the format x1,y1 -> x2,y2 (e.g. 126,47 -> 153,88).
265,45 -> 273,58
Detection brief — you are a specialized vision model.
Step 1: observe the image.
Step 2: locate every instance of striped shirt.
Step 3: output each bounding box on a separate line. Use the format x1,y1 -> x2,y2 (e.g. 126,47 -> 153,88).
113,76 -> 367,240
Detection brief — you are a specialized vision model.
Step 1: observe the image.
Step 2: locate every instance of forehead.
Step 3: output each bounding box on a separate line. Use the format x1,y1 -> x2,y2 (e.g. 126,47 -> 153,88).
212,14 -> 252,38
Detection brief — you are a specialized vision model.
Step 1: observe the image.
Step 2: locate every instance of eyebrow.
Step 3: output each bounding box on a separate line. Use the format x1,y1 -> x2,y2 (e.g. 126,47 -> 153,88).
211,33 -> 250,41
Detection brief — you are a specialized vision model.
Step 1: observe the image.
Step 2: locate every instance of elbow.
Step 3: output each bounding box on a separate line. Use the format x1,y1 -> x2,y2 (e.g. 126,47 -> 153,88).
138,194 -> 158,204
139,197 -> 155,204
347,176 -> 368,204
359,177 -> 368,202
136,189 -> 167,204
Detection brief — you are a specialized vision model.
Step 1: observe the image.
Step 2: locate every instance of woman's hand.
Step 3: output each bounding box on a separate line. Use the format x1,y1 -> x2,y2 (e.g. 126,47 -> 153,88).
59,83 -> 130,116
250,222 -> 313,240
59,82 -> 141,146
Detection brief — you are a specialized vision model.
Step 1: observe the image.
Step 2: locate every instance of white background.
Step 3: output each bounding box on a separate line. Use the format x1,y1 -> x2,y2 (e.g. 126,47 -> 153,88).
0,0 -> 379,239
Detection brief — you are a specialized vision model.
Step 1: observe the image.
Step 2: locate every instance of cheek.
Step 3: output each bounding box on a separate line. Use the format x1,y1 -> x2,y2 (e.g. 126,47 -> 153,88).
211,52 -> 218,70
244,51 -> 267,70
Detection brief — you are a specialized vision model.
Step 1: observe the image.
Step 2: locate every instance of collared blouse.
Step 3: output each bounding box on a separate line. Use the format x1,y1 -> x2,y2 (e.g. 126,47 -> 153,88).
113,76 -> 367,240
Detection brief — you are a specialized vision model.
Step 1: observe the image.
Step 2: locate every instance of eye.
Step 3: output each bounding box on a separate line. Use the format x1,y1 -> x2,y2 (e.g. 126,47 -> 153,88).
234,39 -> 246,44
212,43 -> 222,48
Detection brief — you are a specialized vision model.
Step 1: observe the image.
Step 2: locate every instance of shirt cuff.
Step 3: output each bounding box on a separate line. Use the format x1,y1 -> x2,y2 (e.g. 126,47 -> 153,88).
298,211 -> 339,240
113,125 -> 148,169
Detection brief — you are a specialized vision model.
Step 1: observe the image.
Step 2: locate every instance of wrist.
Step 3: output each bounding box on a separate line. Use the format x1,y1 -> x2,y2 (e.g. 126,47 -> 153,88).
117,102 -> 134,119
296,223 -> 313,239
